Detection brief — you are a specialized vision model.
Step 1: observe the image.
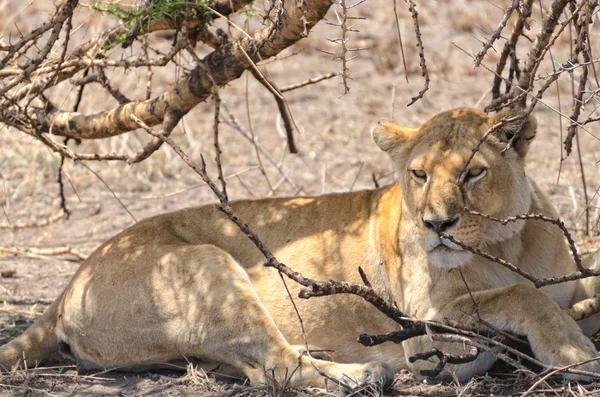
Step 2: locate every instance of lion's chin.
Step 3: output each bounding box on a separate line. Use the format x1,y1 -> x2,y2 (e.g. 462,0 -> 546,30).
426,246 -> 474,269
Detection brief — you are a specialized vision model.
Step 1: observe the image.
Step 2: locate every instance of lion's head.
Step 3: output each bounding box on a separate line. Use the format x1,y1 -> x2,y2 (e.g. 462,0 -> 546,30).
372,108 -> 537,269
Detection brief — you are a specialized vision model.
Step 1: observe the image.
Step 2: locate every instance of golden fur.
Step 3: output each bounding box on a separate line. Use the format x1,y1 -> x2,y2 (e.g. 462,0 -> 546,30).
2,108 -> 600,387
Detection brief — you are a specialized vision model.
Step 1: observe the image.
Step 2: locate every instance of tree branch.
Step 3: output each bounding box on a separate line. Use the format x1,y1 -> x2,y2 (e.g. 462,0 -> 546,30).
3,0 -> 331,141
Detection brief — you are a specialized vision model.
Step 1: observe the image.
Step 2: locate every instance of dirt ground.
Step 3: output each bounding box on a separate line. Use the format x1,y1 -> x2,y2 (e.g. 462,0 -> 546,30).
1,0 -> 600,395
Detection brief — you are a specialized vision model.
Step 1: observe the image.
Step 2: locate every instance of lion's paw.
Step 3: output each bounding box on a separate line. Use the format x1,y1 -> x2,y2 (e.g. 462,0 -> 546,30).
327,362 -> 394,390
552,343 -> 600,381
533,330 -> 600,381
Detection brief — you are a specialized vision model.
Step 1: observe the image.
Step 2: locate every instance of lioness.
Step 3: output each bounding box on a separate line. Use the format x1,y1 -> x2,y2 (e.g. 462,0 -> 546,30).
2,108 -> 600,387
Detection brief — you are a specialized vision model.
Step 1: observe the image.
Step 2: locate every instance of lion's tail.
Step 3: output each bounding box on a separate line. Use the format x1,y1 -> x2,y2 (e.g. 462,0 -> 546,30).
0,302 -> 60,372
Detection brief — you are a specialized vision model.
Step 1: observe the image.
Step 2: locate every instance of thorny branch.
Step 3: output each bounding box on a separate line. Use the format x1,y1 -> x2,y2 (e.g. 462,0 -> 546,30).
0,0 -> 345,229
473,0 -> 519,67
467,0 -> 600,242
0,0 -> 332,140
463,208 -> 584,272
322,0 -> 368,95
564,1 -> 599,155
405,0 -> 429,106
441,217 -> 600,292
488,0 -> 535,104
213,95 -> 227,201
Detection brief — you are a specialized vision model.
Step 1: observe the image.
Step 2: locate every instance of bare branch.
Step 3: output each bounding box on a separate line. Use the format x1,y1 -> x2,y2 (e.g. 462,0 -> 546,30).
490,0 -> 534,102
249,68 -> 298,153
3,0 -> 333,141
405,0 -> 429,106
213,95 -> 227,200
280,72 -> 340,92
464,208 -> 584,271
515,0 -> 577,106
474,0 -> 519,67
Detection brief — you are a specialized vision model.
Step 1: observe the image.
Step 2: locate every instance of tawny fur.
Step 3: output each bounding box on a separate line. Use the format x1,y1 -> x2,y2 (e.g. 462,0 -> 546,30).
2,108 -> 600,387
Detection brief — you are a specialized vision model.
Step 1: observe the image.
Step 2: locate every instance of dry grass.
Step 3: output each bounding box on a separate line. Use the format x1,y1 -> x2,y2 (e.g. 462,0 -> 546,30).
1,0 -> 600,395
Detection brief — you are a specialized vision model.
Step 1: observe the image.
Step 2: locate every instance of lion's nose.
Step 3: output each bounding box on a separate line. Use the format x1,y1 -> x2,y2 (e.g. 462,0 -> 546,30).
422,217 -> 458,233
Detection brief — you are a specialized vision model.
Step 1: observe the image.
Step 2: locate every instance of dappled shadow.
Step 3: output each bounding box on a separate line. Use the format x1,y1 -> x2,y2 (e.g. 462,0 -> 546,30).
19,184 -> 404,378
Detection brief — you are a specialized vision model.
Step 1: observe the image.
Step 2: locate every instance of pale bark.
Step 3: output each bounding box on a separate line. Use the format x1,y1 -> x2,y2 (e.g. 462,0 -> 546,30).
8,0 -> 331,140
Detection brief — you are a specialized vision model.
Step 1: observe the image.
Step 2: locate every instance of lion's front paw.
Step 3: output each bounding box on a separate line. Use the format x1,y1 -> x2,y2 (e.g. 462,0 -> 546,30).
328,362 -> 394,390
532,328 -> 600,380
550,343 -> 600,381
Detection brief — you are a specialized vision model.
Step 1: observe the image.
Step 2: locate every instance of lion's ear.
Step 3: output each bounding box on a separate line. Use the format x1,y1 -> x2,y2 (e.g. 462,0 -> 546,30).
490,108 -> 537,157
371,120 -> 418,152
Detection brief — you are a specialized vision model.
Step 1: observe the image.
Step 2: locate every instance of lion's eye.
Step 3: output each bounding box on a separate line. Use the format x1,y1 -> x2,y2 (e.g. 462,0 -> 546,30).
465,167 -> 486,182
410,169 -> 427,183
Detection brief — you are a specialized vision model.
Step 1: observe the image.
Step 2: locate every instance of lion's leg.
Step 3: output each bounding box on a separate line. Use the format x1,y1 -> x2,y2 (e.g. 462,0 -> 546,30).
575,249 -> 600,335
173,244 -> 393,389
404,284 -> 599,381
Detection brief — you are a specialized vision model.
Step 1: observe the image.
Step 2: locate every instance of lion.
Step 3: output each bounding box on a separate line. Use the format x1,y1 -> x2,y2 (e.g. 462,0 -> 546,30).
2,107 -> 600,388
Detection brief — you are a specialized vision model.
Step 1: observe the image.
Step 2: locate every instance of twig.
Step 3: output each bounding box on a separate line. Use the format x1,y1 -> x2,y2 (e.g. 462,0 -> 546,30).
372,173 -> 380,188
359,320 -> 533,374
245,73 -> 275,193
473,0 -> 519,67
212,95 -> 227,201
393,0 -> 409,83
564,1 -> 598,236
440,228 -> 600,289
455,115 -> 523,184
336,0 -> 351,95
408,335 -> 479,378
439,232 -> 538,284
0,21 -> 54,68
249,68 -> 298,153
323,0 -> 368,95
390,84 -> 397,121
77,162 -> 137,223
515,0 -> 571,105
280,72 -> 339,92
0,245 -> 87,261
405,0 -> 429,106
348,161 -> 364,192
221,106 -> 298,190
463,208 -> 584,271
490,0 -> 534,102
452,43 -> 600,145
126,110 -> 183,164
521,356 -> 600,397
0,0 -> 79,97
57,150 -> 70,219
564,3 -> 593,156
73,71 -> 132,105
24,11 -> 74,109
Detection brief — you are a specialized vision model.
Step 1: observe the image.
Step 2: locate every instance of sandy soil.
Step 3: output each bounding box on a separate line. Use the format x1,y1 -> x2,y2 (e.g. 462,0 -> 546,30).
1,0 -> 600,395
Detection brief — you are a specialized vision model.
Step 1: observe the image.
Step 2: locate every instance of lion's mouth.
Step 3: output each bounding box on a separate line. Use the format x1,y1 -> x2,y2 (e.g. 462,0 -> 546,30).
432,244 -> 456,254
422,236 -> 462,252
422,237 -> 474,268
